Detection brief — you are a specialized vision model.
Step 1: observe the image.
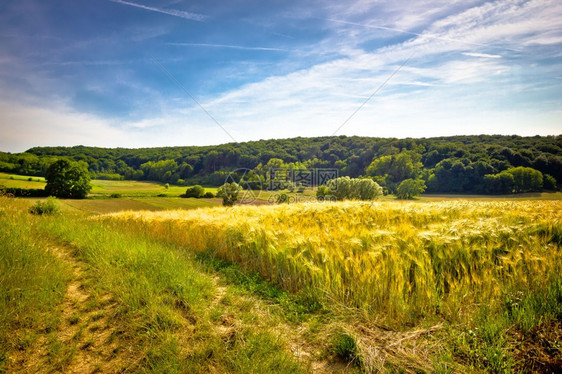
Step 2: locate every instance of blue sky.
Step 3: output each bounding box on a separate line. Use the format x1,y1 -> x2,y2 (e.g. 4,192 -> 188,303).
0,0 -> 560,152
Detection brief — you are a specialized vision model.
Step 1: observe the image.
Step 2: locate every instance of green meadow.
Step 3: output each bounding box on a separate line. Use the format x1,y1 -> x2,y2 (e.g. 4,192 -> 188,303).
1,188 -> 561,373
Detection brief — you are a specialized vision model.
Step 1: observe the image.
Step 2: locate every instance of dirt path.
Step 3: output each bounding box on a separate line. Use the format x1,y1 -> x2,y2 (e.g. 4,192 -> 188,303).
10,245 -> 135,374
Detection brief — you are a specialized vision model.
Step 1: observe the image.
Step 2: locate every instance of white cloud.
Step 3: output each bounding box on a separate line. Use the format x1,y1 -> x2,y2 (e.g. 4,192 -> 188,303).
0,100 -> 128,152
462,52 -> 502,59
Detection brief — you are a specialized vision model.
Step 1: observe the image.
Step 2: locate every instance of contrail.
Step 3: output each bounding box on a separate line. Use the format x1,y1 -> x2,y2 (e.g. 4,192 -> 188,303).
167,42 -> 289,52
109,0 -> 206,22
325,18 -> 522,53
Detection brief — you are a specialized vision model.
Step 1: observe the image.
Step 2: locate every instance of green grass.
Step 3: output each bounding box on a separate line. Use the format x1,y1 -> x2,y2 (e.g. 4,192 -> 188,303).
0,197 -> 70,372
0,196 -> 307,373
90,179 -> 218,197
0,172 -> 47,189
2,191 -> 561,372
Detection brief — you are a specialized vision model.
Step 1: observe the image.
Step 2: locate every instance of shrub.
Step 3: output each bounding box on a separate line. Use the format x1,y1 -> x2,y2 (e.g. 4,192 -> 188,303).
110,193 -> 122,198
0,187 -> 48,197
324,177 -> 382,201
332,332 -> 360,364
203,192 -> 215,198
217,182 -> 241,206
29,197 -> 60,215
95,173 -> 124,181
185,185 -> 205,198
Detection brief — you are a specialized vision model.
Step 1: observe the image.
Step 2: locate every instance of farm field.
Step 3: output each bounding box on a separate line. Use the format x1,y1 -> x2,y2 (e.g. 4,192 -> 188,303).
0,173 -> 217,198
61,197 -> 219,214
0,172 -> 46,189
1,194 -> 561,373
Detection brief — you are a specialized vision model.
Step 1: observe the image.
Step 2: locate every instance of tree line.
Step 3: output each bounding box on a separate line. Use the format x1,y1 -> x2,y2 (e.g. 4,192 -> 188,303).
1,135 -> 560,195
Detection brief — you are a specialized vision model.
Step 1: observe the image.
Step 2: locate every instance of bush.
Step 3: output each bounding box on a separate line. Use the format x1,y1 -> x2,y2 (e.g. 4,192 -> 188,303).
203,192 -> 215,198
185,185 -> 205,198
110,193 -> 122,198
0,187 -> 48,197
324,177 -> 382,201
332,332 -> 360,364
217,182 -> 241,206
95,173 -> 124,181
29,197 -> 60,215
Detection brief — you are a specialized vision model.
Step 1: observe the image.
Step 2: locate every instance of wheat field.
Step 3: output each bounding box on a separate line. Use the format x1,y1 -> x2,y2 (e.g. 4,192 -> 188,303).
103,200 -> 562,324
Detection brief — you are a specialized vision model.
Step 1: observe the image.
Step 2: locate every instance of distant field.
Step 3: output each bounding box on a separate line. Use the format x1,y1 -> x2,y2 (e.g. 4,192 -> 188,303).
0,172 -> 219,197
61,197 -> 219,214
90,179 -> 218,197
0,172 -> 46,189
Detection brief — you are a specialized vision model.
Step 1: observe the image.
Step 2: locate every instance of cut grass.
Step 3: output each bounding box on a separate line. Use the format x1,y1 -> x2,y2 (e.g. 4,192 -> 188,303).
0,172 -> 47,189
90,179 -> 218,197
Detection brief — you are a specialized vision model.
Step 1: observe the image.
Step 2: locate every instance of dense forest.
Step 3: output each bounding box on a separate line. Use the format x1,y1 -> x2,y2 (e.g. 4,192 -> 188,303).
1,135 -> 560,194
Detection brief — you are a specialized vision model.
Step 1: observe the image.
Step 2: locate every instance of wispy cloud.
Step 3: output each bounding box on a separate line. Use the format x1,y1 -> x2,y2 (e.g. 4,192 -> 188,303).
109,0 -> 206,22
325,18 -> 523,53
462,52 -> 501,59
167,42 -> 290,52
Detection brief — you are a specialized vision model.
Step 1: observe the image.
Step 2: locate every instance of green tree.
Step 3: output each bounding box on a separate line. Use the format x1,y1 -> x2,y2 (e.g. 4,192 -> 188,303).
506,167 -> 543,193
396,179 -> 426,199
366,151 -> 422,192
185,185 -> 205,198
217,182 -> 241,206
45,159 -> 91,198
543,174 -> 557,190
484,172 -> 515,194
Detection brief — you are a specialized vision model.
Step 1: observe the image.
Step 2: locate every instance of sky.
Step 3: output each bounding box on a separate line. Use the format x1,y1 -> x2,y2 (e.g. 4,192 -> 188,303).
0,0 -> 561,153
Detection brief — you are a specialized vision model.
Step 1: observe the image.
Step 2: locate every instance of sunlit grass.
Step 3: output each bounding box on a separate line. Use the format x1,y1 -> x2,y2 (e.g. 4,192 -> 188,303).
104,201 -> 562,325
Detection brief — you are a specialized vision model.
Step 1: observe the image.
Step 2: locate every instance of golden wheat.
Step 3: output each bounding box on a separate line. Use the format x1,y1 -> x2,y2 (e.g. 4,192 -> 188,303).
102,200 -> 562,322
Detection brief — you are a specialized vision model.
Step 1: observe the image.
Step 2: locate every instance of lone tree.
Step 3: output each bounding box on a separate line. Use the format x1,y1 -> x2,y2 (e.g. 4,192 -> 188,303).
45,160 -> 92,198
217,182 -> 241,206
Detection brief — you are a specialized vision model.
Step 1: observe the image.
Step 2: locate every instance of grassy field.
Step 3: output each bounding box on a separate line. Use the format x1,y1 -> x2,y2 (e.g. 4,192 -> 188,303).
0,172 -> 47,189
0,173 -> 218,198
103,200 -> 562,372
1,187 -> 562,372
89,179 -> 205,197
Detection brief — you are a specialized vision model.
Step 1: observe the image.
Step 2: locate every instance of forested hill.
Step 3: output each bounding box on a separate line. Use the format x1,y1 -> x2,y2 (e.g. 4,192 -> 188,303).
2,135 -> 561,194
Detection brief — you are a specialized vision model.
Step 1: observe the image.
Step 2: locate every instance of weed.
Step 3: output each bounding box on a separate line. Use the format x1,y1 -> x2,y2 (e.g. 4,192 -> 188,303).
29,196 -> 60,215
